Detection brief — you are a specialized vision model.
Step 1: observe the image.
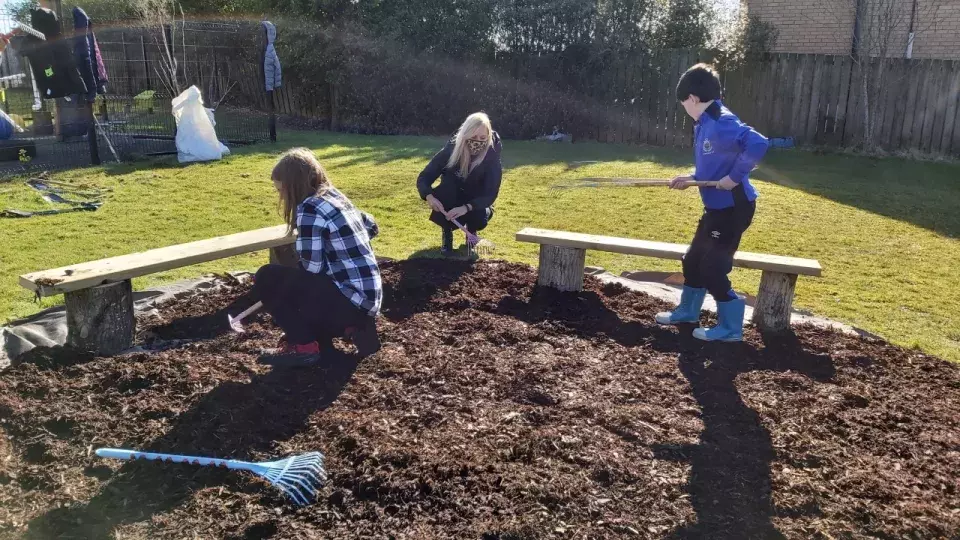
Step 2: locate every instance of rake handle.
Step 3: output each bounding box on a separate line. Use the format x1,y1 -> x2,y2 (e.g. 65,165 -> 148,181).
619,180 -> 720,188
576,178 -> 720,188
449,217 -> 480,244
96,448 -> 257,472
231,301 -> 263,324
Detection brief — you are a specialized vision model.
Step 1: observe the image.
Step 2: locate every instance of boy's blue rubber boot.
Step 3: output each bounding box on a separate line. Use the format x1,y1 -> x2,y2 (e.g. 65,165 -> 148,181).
655,286 -> 707,325
693,295 -> 745,342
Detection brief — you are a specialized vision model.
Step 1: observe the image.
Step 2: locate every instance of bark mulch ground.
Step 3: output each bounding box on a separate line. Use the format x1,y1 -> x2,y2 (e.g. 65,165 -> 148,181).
0,259 -> 957,539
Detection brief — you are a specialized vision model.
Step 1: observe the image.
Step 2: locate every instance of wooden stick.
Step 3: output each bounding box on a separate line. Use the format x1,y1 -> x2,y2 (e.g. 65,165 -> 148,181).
233,301 -> 263,322
552,179 -> 719,189
228,301 -> 262,332
578,177 -> 666,183
578,177 -> 720,187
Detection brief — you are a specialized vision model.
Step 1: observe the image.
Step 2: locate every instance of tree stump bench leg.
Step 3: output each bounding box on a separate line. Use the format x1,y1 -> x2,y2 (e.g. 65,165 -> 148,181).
752,270 -> 798,332
65,280 -> 135,355
269,244 -> 299,267
537,244 -> 586,292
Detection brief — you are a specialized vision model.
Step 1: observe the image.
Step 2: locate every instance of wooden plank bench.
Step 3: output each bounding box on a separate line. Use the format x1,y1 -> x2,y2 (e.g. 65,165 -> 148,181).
516,227 -> 822,332
19,225 -> 297,355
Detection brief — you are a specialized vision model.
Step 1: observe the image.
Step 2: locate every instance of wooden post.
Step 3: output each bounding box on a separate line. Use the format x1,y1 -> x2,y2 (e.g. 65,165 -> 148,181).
269,244 -> 298,267
141,35 -> 151,91
87,102 -> 100,165
329,83 -> 339,131
119,32 -> 128,95
268,90 -> 276,142
65,280 -> 135,355
537,245 -> 586,292
54,100 -> 63,141
752,270 -> 798,332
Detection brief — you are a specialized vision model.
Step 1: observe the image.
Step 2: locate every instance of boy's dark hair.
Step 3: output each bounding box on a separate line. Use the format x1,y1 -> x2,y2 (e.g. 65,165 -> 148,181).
676,63 -> 722,102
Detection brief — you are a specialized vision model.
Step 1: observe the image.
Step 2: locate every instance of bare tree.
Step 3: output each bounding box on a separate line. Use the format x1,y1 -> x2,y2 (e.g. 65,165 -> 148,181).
135,0 -> 187,97
805,0 -> 945,151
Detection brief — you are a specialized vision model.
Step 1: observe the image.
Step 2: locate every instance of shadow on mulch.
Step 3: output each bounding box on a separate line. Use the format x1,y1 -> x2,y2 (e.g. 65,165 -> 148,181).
379,259 -> 839,538
24,349 -> 360,540
654,336 -> 835,540
497,284 -> 837,539
141,285 -> 259,342
379,257 -> 475,321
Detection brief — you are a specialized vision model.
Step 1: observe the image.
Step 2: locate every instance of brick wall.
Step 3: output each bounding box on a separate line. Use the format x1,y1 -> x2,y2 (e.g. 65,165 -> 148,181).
911,1 -> 960,59
745,0 -> 856,55
745,0 -> 960,59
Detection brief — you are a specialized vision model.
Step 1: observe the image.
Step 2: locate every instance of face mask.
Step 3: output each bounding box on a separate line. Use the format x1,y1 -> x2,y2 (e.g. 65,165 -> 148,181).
467,138 -> 487,156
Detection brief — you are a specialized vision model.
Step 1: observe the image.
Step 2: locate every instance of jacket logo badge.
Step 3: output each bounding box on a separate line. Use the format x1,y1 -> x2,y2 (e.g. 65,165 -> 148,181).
711,230 -> 721,239
702,138 -> 714,154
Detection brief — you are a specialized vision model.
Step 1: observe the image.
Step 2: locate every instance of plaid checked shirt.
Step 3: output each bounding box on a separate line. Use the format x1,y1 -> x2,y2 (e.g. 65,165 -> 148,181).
296,187 -> 382,316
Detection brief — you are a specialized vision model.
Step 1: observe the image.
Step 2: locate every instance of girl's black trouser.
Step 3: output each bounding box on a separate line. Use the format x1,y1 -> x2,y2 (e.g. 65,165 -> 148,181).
428,179 -> 494,233
253,264 -> 371,346
682,201 -> 756,301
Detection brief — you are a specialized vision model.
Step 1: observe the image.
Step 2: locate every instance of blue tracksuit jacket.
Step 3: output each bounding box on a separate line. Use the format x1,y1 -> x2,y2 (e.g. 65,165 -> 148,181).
692,101 -> 769,210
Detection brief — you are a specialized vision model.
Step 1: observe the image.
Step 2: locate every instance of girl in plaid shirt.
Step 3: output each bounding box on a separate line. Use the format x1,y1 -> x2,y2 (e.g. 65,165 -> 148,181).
254,148 -> 382,367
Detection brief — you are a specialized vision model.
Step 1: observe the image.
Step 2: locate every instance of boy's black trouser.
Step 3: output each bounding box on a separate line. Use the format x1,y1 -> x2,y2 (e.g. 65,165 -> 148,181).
428,179 -> 494,233
253,264 -> 372,346
682,201 -> 756,301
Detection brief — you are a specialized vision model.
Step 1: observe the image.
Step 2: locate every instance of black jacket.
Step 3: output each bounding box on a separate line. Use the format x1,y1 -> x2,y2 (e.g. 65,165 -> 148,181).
417,131 -> 503,210
22,8 -> 87,100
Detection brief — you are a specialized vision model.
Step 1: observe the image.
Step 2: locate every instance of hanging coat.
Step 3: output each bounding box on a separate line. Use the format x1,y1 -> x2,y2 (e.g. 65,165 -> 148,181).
22,8 -> 87,100
73,7 -> 107,101
262,21 -> 281,92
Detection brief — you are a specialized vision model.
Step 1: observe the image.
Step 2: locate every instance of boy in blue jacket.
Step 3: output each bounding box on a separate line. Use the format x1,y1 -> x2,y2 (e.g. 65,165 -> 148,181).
655,64 -> 770,342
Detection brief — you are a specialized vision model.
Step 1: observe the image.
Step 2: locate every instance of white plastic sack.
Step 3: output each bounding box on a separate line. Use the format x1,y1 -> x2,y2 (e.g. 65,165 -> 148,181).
171,86 -> 230,163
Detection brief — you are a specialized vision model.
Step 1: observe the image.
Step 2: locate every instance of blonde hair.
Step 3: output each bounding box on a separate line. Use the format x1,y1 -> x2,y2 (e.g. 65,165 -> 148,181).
446,112 -> 493,178
272,147 -> 331,232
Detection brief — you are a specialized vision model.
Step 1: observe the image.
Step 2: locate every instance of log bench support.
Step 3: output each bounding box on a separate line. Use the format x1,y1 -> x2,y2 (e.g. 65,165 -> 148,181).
752,270 -> 798,333
65,280 -> 135,355
537,245 -> 586,292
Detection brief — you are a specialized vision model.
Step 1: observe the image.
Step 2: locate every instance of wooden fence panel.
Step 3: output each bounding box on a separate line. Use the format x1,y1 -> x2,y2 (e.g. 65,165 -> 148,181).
909,61 -> 931,150
647,53 -> 664,147
803,55 -> 824,144
632,55 -> 646,144
785,54 -> 803,137
929,60 -> 950,154
901,61 -> 922,149
940,61 -> 960,155
673,49 -> 688,146
881,59 -> 905,150
917,60 -> 939,152
953,62 -> 960,154
844,60 -> 866,147
655,52 -> 671,147
833,56 -> 853,146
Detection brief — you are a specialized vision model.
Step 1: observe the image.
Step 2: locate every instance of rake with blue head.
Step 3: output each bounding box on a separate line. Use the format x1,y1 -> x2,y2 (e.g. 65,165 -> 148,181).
96,447 -> 326,506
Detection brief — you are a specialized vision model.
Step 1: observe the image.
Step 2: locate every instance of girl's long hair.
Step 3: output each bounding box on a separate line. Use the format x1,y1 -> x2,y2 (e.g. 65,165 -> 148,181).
446,112 -> 493,178
272,147 -> 331,233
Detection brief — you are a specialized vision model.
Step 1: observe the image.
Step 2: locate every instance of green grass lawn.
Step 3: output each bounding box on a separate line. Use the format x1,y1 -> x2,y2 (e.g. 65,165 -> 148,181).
1,131 -> 959,361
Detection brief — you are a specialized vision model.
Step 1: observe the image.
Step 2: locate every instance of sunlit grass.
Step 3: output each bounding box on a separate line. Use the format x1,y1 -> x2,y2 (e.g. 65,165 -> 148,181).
1,130 -> 958,361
